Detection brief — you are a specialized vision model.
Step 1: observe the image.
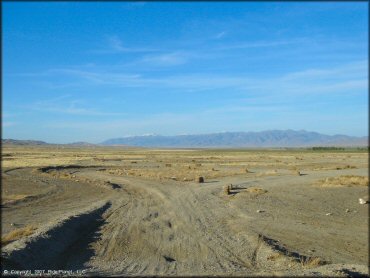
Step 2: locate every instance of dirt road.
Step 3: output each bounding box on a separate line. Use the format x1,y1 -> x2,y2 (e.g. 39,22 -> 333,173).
1,147 -> 368,276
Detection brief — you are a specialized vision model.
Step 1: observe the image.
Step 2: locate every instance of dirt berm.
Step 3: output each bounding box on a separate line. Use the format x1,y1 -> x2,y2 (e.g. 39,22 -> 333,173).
2,201 -> 111,270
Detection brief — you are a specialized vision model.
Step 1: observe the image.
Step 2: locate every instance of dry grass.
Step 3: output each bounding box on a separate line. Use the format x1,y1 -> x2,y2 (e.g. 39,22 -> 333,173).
319,175 -> 369,187
1,225 -> 37,246
235,187 -> 268,199
257,169 -> 278,177
2,194 -> 31,205
117,166 -> 249,182
245,187 -> 268,195
335,165 -> 357,170
267,252 -> 283,261
299,256 -> 324,268
3,146 -> 367,184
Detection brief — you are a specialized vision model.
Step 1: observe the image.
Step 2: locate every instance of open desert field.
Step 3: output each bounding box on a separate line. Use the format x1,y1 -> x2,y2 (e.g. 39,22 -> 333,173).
1,145 -> 369,276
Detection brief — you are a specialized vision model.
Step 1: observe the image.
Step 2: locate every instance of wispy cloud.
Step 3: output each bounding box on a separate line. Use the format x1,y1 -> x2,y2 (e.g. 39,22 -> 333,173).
92,35 -> 158,54
23,95 -> 125,117
140,52 -> 189,66
213,31 -> 227,39
31,60 -> 367,96
216,38 -> 309,50
283,60 -> 367,80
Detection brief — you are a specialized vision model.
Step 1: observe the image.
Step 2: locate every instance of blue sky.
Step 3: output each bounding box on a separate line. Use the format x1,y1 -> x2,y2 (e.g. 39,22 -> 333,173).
3,2 -> 368,143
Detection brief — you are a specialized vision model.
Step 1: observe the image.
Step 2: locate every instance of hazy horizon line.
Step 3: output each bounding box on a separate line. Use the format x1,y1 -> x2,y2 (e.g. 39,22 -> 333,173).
2,129 -> 368,145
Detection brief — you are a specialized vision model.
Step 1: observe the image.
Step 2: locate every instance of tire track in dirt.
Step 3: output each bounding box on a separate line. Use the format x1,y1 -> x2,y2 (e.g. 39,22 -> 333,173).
4,166 -> 368,276
84,170 -> 255,275
175,186 -> 255,271
87,180 -> 187,275
1,167 -> 114,235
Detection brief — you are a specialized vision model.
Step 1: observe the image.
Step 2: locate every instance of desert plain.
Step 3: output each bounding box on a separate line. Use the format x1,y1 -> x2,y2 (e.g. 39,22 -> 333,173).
1,145 -> 369,276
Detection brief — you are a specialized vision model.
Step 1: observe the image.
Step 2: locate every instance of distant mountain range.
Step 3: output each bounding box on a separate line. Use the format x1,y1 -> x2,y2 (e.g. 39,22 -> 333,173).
2,139 -> 49,146
100,130 -> 368,148
1,139 -> 94,147
2,130 -> 368,148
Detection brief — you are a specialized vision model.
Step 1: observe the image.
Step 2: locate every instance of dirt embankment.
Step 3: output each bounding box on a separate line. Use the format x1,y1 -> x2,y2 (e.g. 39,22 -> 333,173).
2,201 -> 111,270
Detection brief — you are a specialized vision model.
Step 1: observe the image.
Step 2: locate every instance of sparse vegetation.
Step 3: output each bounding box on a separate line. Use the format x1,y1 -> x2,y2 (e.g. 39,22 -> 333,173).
311,147 -> 345,151
2,194 -> 32,205
245,187 -> 268,195
1,225 -> 37,246
299,256 -> 325,268
335,165 -> 357,170
2,145 -> 368,276
267,252 -> 283,261
319,175 -> 369,187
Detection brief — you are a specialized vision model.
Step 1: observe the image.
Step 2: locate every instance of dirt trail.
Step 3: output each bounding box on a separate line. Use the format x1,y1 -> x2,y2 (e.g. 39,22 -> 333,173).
1,167 -> 114,235
2,162 -> 369,276
89,175 -> 254,276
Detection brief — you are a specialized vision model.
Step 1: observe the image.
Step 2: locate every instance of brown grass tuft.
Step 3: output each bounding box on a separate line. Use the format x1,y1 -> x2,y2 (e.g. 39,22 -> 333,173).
265,170 -> 277,175
300,256 -> 324,268
245,187 -> 268,195
267,252 -> 283,261
336,165 -> 357,170
319,175 -> 369,187
1,225 -> 37,246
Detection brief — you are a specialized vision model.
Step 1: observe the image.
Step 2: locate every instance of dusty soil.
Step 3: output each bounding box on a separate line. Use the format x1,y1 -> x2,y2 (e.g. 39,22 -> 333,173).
1,145 -> 369,276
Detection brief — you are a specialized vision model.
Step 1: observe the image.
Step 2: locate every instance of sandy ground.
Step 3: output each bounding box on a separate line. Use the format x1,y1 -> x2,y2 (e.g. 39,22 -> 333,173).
1,145 -> 369,276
